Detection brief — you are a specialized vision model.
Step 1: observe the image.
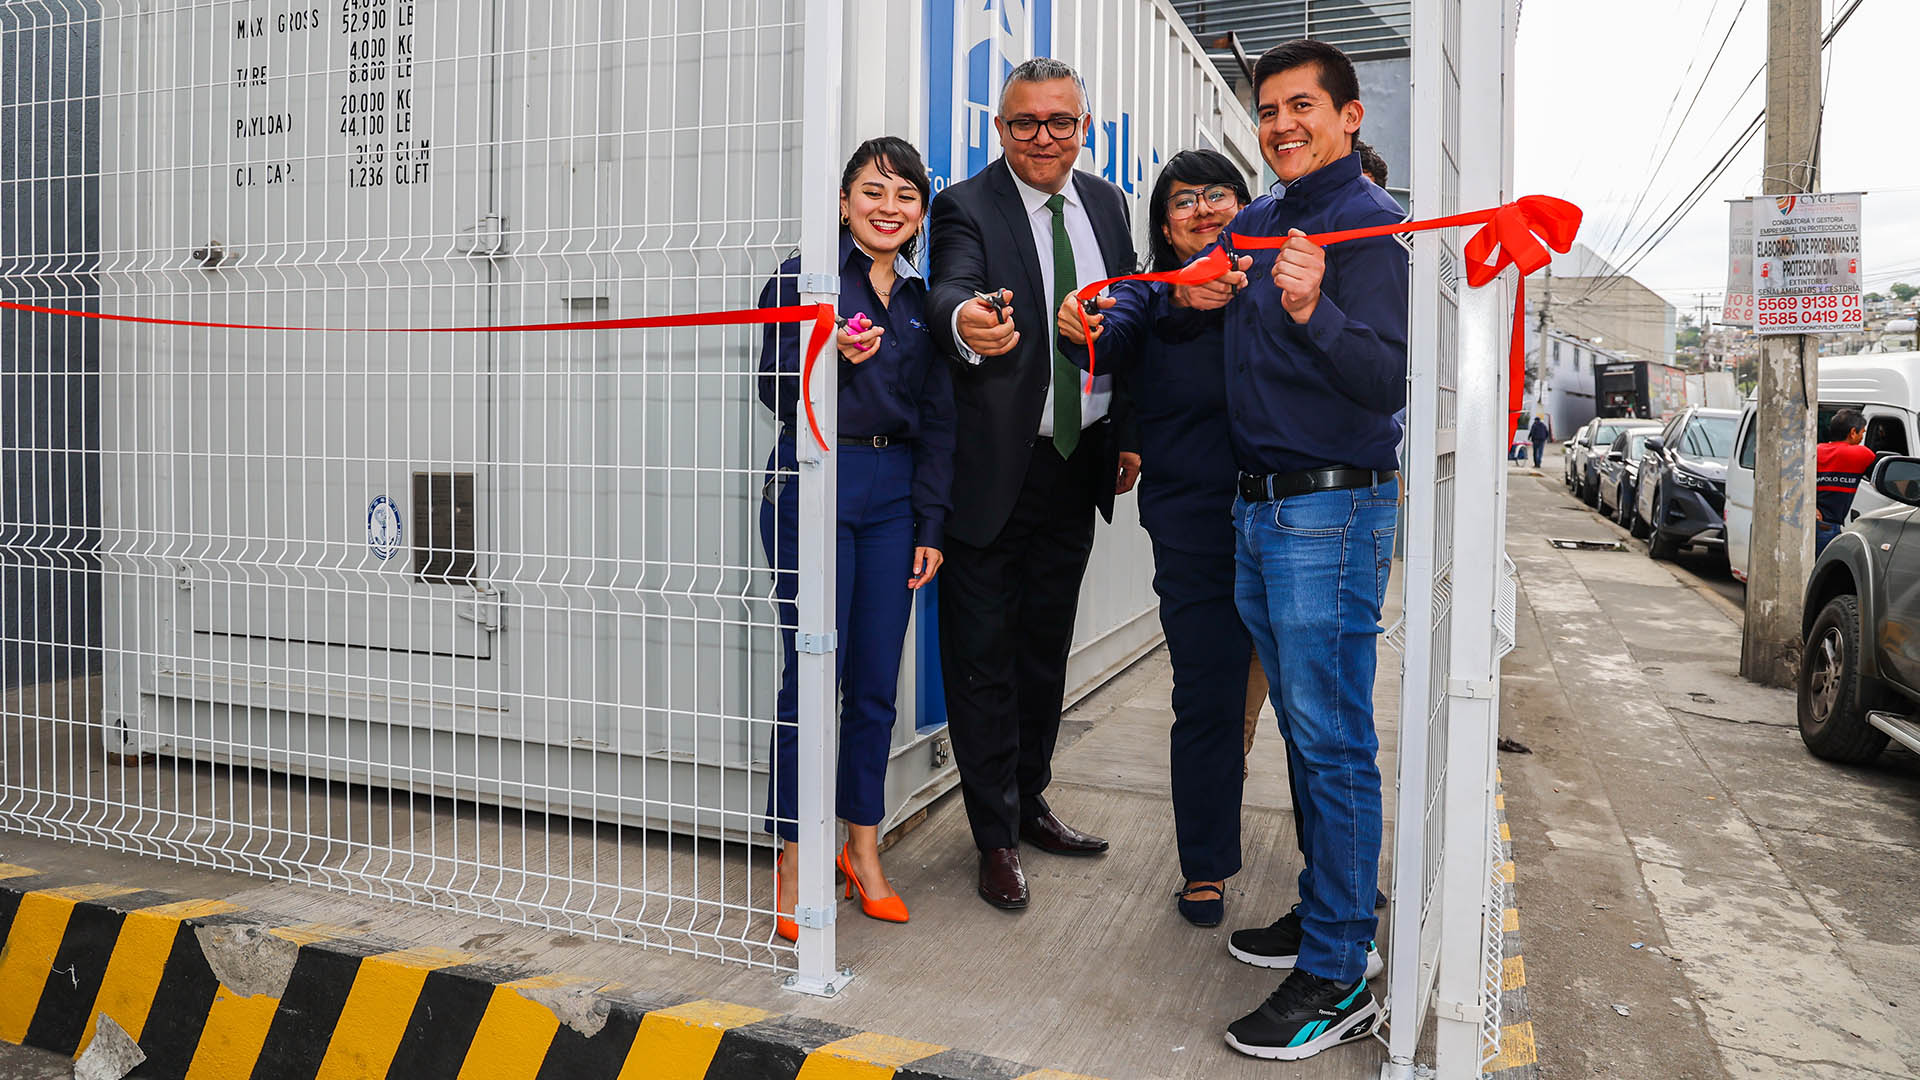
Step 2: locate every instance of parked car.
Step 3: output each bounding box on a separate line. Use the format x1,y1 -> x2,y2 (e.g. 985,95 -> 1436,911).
1797,454 -> 1920,763
1575,417 -> 1654,506
1726,351 -> 1920,583
1563,425 -> 1591,489
1633,406 -> 1740,559
1596,424 -> 1663,529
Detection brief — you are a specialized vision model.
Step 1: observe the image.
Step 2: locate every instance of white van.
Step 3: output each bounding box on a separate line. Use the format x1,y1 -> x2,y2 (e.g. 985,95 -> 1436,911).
1726,351 -> 1920,582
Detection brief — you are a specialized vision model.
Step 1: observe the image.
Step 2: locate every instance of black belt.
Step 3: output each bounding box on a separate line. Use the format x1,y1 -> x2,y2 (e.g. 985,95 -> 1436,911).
839,434 -> 909,448
1238,467 -> 1395,502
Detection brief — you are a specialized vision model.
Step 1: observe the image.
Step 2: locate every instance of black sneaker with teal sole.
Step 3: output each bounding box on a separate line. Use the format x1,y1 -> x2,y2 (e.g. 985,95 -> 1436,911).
1227,908 -> 1384,977
1225,969 -> 1380,1061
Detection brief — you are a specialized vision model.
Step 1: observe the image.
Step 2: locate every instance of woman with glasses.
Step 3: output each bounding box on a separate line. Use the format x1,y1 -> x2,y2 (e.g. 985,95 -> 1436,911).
758,137 -> 955,941
1056,149 -> 1259,927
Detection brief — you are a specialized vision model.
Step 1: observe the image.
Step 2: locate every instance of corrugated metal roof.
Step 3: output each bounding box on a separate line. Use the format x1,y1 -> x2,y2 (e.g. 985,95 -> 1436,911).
1171,0 -> 1412,83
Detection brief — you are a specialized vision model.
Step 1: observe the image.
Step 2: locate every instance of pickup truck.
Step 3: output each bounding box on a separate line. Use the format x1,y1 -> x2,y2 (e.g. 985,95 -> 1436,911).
1798,455 -> 1920,763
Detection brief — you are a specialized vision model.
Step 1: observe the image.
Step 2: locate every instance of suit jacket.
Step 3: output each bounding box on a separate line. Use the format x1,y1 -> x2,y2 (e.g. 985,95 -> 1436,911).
929,159 -> 1138,548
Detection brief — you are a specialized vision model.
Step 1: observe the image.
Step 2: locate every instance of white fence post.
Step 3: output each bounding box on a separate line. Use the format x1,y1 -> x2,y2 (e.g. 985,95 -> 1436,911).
1433,0 -> 1515,1073
1384,0 -> 1462,1074
787,0 -> 847,998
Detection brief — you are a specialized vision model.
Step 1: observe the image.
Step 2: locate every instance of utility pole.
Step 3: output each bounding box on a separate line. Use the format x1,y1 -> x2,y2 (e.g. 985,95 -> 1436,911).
1741,0 -> 1821,687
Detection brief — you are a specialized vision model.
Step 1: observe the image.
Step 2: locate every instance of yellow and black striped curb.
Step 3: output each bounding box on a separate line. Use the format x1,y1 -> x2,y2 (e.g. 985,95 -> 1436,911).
1487,771 -> 1538,1076
0,863 -> 1098,1080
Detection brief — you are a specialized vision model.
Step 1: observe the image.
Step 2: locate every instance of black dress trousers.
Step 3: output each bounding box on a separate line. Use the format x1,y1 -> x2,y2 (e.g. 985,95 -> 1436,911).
938,432 -> 1102,851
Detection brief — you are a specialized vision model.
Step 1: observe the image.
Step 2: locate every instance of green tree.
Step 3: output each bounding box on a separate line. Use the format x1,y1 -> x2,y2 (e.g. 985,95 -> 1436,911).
1866,291 -> 1886,303
1677,313 -> 1701,350
1891,282 -> 1919,303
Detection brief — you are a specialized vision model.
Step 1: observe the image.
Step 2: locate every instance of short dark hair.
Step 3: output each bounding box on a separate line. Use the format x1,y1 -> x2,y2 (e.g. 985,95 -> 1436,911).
1252,38 -> 1362,114
840,137 -> 933,261
1146,149 -> 1252,272
1354,139 -> 1388,186
1829,408 -> 1866,442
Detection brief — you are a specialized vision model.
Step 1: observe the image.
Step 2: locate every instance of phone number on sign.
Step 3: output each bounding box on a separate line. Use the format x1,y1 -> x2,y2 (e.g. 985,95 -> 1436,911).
1756,294 -> 1863,326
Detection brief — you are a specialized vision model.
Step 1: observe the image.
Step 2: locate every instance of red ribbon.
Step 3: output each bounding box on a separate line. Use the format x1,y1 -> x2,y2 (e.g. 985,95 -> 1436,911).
1075,194 -> 1582,439
0,298 -> 841,452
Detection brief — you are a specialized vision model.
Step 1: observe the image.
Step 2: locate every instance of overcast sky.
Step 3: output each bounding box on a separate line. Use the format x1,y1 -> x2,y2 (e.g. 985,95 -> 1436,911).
1514,0 -> 1918,318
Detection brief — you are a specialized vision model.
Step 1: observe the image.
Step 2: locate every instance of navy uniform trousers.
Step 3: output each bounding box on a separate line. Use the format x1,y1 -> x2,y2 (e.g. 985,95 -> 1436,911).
761,436 -> 916,842
1150,537 -> 1252,884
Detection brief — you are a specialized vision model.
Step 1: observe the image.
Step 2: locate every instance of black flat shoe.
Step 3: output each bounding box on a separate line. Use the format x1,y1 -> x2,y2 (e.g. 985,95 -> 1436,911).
1176,881 -> 1224,927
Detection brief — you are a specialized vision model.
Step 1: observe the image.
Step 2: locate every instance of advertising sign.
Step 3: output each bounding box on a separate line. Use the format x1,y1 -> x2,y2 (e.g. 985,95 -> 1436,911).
1752,192 -> 1864,335
1722,199 -> 1753,327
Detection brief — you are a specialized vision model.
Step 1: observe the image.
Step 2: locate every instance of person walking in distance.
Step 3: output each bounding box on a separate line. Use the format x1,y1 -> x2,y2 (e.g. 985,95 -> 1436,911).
1165,39 -> 1408,1061
1529,415 -> 1551,469
928,58 -> 1141,910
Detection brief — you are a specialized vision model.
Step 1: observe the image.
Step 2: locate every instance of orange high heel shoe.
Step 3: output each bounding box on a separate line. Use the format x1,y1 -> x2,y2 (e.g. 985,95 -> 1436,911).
837,843 -> 909,923
774,850 -> 798,942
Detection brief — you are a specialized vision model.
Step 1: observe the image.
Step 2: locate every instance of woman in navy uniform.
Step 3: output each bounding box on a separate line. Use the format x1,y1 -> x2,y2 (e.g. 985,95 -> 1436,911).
758,138 -> 954,940
1055,149 -> 1256,927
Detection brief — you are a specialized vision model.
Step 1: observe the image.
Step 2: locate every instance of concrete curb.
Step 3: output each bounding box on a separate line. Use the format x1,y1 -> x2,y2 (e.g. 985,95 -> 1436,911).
0,863 -> 1097,1080
1487,770 -> 1539,1077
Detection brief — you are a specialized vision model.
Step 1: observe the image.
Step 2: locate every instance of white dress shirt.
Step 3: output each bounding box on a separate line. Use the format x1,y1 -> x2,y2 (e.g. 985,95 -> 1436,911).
950,160 -> 1113,435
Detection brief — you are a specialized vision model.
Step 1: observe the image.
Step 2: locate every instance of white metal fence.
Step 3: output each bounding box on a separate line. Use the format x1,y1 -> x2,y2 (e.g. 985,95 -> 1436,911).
2,0 -> 848,983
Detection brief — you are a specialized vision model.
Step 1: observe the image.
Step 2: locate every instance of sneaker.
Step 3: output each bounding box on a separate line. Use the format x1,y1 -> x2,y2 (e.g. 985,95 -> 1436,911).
1225,970 -> 1380,1061
1227,908 -> 1384,977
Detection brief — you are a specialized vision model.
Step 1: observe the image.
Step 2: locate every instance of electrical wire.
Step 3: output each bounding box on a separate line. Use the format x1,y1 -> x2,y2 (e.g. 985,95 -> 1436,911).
1564,0 -> 1870,305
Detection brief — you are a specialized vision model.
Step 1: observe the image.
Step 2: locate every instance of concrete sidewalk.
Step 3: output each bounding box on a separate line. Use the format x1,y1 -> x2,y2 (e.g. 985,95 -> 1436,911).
1498,455 -> 1920,1079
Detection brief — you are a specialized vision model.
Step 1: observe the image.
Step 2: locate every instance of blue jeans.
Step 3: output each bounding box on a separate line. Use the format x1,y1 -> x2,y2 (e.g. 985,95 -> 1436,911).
1234,479 -> 1398,984
760,436 -> 917,842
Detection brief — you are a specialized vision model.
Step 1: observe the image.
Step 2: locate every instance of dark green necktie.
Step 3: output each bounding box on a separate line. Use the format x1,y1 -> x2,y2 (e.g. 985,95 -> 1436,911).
1046,192 -> 1081,459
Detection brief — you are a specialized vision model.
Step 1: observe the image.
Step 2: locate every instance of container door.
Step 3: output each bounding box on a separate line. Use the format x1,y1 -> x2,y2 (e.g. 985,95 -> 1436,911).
101,2 -> 502,697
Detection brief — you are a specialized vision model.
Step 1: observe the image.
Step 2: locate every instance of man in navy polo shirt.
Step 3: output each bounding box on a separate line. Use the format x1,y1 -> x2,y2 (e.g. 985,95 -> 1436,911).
1166,38 -> 1408,1062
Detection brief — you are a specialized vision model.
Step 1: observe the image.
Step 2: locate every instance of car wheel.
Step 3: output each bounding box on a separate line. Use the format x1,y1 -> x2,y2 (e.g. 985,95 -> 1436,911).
1615,484 -> 1633,526
1797,594 -> 1892,763
1628,497 -> 1650,539
1645,487 -> 1676,559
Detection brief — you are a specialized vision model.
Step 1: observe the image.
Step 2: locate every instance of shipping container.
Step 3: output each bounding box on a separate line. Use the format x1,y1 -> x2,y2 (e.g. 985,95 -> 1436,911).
84,0 -> 1257,844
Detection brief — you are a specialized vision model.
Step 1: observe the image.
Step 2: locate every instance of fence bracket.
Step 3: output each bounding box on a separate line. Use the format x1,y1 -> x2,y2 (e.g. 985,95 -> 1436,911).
796,272 -> 839,296
795,632 -> 836,655
793,904 -> 835,929
1445,677 -> 1496,700
1434,996 -> 1487,1025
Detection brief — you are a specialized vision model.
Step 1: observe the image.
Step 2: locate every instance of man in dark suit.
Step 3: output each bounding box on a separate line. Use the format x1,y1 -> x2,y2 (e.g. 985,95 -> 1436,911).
928,57 -> 1139,910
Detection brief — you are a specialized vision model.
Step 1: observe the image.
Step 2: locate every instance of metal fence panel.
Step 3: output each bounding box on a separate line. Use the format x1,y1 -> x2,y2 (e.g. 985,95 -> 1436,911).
3,0 -> 836,977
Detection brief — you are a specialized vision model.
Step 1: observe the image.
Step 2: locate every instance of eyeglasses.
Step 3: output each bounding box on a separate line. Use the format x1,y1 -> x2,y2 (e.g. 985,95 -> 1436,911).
1002,114 -> 1085,142
1166,184 -> 1240,219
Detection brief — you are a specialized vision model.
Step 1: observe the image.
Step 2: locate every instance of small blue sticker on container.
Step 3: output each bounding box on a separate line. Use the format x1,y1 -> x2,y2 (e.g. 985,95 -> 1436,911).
367,495 -> 403,560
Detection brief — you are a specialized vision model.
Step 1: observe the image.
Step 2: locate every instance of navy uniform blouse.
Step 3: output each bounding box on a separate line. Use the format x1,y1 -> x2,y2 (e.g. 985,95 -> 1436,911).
1161,152 -> 1410,476
1062,281 -> 1236,556
757,232 -> 957,549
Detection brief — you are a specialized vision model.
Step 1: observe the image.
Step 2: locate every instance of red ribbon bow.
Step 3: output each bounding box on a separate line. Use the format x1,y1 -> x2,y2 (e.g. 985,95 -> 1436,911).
1074,195 -> 1583,441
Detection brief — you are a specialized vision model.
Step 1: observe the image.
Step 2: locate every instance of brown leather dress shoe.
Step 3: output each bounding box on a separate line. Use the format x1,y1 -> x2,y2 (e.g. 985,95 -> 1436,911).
978,848 -> 1029,909
1020,810 -> 1109,855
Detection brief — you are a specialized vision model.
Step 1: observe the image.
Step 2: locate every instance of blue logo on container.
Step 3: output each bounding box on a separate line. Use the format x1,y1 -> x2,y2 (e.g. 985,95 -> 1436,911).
924,0 -> 1155,194
367,495 -> 403,561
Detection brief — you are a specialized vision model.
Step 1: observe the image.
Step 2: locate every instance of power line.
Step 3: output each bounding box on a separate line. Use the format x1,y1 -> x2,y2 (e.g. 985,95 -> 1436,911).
1589,0 -> 1752,263
1564,0 -> 1869,304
